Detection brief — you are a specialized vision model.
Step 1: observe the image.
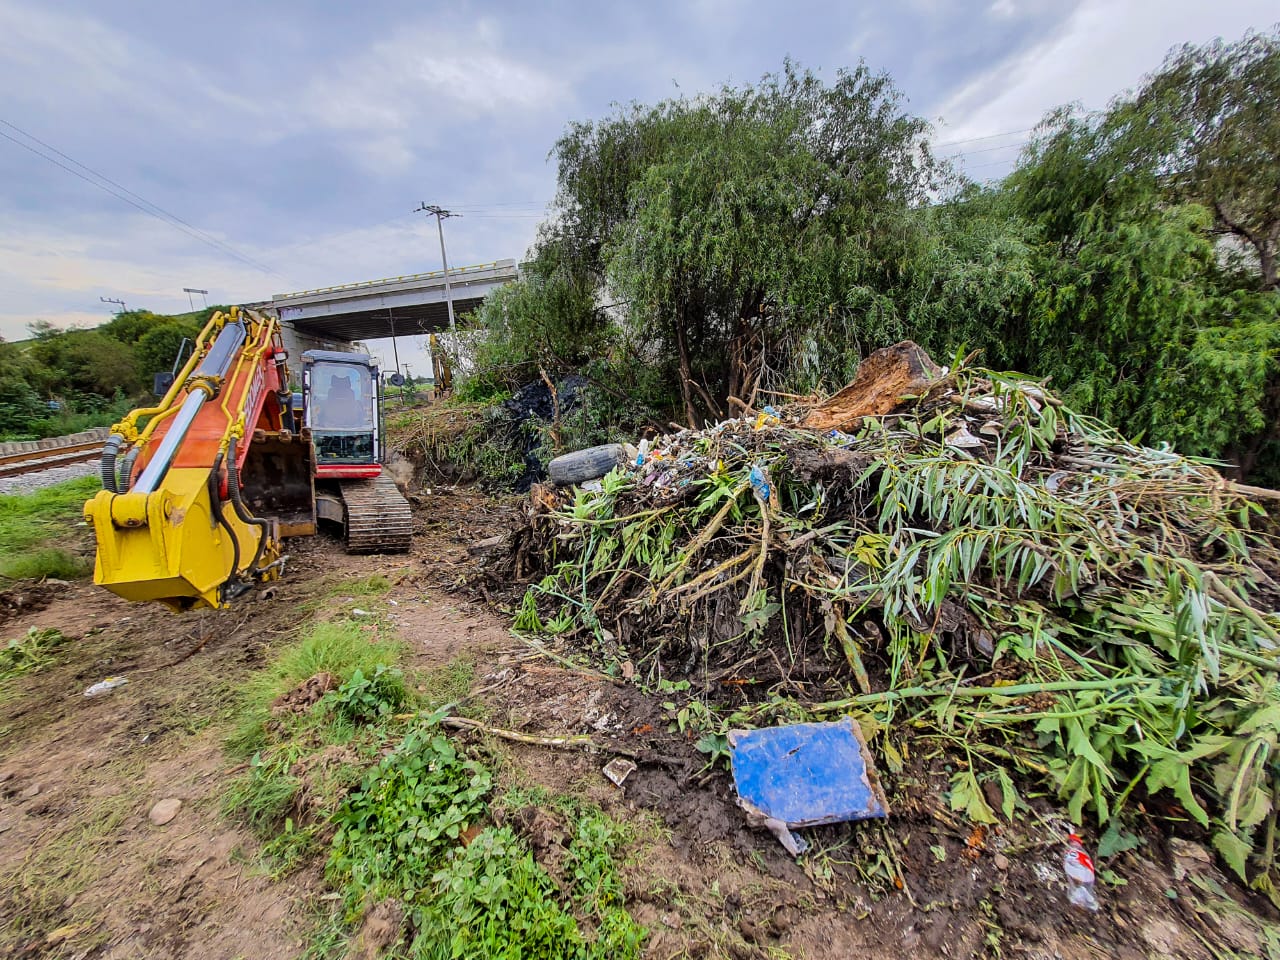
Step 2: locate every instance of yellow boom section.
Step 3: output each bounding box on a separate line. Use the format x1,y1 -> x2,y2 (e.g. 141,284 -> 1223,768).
84,307 -> 289,612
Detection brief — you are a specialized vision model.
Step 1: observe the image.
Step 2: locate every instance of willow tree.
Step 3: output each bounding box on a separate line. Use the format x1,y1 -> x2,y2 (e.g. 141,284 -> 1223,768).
1008,82 -> 1280,477
1127,29 -> 1280,291
480,62 -> 939,426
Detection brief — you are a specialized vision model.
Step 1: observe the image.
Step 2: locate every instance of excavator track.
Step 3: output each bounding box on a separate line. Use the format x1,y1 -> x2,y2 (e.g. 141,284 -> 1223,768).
339,474 -> 412,553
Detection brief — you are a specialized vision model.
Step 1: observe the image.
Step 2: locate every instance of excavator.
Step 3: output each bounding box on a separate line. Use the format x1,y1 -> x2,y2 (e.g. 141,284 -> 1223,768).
84,306 -> 411,612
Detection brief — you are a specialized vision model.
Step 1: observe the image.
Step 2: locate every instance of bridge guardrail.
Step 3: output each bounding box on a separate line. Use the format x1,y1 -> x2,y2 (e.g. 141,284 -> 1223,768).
274,260 -> 515,301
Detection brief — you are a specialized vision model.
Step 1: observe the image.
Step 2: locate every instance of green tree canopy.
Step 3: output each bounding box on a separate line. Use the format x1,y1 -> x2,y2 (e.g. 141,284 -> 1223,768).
1008,80 -> 1280,478
135,321 -> 199,379
478,61 -> 940,426
1123,28 -> 1280,290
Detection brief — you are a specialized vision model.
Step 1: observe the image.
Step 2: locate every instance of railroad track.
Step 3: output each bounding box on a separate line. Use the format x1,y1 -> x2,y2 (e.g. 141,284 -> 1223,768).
0,440 -> 103,479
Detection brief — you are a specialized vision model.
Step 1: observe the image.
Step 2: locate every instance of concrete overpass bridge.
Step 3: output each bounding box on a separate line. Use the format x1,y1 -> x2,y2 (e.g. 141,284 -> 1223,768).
269,259 -> 518,344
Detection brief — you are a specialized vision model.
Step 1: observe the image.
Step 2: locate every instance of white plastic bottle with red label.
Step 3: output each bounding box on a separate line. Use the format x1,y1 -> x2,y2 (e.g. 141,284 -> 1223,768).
1064,832 -> 1100,912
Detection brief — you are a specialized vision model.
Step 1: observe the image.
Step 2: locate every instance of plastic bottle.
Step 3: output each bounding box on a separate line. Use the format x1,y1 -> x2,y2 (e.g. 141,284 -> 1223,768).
749,465 -> 771,503
1063,832 -> 1100,912
84,676 -> 128,698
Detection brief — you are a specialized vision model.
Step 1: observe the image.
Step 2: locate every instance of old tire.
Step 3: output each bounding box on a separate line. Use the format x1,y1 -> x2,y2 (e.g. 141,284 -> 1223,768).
548,444 -> 625,486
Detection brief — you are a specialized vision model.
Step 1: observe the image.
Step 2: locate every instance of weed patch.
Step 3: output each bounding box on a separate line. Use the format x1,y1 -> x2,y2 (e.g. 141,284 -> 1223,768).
329,665 -> 408,723
223,625 -> 644,958
411,826 -> 586,959
0,476 -> 97,580
329,729 -> 492,904
0,627 -> 68,682
227,620 -> 406,757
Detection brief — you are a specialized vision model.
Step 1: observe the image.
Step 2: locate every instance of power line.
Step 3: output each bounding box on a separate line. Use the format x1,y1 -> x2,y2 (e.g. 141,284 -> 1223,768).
934,126 -> 1035,148
945,139 -> 1029,159
0,118 -> 286,279
0,118 -> 281,276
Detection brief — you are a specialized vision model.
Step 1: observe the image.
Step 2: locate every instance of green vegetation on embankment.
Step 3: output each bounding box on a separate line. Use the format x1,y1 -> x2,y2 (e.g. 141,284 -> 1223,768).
222,610 -> 646,959
1,306 -> 227,442
0,475 -> 98,580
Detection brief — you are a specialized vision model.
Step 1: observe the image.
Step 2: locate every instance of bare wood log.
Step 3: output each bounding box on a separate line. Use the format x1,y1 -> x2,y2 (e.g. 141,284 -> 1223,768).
802,341 -> 944,432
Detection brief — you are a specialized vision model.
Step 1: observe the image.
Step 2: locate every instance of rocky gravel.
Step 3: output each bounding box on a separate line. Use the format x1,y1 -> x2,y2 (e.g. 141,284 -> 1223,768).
0,459 -> 98,496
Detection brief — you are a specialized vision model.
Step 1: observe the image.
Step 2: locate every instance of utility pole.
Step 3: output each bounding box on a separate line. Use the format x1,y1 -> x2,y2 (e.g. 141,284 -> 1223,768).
100,296 -> 126,313
183,287 -> 209,311
387,311 -> 405,403
414,203 -> 460,336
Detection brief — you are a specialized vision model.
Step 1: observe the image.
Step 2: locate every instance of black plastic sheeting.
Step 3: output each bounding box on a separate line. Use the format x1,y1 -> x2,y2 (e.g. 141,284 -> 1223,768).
502,374 -> 589,492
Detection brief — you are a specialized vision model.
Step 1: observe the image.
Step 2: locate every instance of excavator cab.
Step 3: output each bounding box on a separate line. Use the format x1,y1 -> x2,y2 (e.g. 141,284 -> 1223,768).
302,351 -> 382,478
302,350 -> 409,554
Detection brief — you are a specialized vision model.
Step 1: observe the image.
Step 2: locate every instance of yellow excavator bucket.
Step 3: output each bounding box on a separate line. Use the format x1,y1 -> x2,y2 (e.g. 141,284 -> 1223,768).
84,468 -> 281,612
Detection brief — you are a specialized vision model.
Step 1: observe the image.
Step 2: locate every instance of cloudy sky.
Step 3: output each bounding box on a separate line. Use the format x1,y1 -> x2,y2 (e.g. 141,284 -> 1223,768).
1,0 -> 1274,371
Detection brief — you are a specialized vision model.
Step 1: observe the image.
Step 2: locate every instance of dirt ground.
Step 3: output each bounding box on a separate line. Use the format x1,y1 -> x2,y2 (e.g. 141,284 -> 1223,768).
1,486 -> 1277,959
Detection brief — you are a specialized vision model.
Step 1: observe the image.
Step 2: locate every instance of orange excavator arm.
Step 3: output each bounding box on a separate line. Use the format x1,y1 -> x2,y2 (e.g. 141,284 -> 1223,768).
85,307 -> 296,611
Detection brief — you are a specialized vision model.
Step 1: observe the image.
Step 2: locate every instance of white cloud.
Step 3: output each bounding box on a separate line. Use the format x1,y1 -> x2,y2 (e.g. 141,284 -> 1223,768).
0,2 -> 135,109
294,23 -> 568,174
0,1 -> 275,140
933,0 -> 1277,176
0,202 -> 539,344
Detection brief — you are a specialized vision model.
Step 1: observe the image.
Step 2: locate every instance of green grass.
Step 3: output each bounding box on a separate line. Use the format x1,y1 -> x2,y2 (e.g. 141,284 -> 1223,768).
300,573 -> 395,616
220,621 -> 646,959
222,752 -> 301,834
340,574 -> 392,596
226,620 -> 407,757
418,655 -> 476,709
0,475 -> 98,580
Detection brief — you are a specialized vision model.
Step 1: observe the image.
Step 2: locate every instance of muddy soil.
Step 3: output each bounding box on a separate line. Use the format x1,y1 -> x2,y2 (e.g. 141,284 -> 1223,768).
1,487 -> 1275,959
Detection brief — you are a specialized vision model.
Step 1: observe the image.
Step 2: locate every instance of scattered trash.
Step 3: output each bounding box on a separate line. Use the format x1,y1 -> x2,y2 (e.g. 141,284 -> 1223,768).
148,797 -> 182,826
83,676 -> 128,698
1064,832 -> 1100,912
748,464 -> 771,502
351,608 -> 374,617
728,718 -> 888,856
602,757 -> 637,787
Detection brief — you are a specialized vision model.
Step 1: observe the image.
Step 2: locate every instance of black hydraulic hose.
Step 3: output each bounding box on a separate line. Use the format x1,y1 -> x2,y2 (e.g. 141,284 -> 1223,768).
208,452 -> 241,603
226,436 -> 270,577
117,447 -> 140,491
100,434 -> 123,492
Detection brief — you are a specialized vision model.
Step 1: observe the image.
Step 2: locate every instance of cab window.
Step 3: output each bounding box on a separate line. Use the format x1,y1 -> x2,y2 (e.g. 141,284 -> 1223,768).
310,362 -> 374,431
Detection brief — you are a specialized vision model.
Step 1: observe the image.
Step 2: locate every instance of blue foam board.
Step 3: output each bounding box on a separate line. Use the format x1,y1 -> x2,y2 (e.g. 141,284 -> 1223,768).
728,717 -> 888,826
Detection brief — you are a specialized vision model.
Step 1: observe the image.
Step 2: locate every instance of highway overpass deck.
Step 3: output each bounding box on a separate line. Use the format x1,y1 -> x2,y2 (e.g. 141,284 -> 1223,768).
270,259 -> 518,342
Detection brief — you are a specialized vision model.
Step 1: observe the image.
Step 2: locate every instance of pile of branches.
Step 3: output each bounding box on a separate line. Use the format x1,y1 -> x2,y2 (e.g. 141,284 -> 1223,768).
515,342 -> 1280,893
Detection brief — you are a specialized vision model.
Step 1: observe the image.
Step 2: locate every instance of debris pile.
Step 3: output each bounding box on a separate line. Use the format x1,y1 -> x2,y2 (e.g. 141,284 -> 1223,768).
516,341 -> 1280,891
